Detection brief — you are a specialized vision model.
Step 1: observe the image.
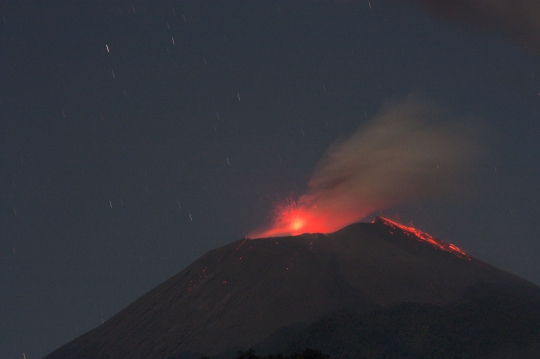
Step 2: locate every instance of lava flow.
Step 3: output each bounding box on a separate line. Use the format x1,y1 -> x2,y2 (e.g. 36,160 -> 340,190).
374,217 -> 471,259
249,204 -> 471,261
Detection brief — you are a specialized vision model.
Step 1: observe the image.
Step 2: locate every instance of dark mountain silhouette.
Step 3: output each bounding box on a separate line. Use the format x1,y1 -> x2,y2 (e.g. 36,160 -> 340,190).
44,217 -> 540,359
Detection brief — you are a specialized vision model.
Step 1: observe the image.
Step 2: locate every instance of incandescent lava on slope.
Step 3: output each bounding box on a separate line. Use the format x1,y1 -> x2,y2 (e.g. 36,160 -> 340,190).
251,209 -> 471,261
373,216 -> 470,260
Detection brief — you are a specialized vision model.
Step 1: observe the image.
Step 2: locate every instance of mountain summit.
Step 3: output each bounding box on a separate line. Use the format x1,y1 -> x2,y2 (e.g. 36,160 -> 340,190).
45,218 -> 540,358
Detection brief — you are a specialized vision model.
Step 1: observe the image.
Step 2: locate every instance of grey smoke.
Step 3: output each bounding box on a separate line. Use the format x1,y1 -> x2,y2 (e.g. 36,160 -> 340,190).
298,98 -> 488,232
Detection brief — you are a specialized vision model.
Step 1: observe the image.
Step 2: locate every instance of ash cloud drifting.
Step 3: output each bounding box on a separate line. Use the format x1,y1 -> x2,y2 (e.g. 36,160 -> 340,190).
407,0 -> 540,56
251,98 -> 488,238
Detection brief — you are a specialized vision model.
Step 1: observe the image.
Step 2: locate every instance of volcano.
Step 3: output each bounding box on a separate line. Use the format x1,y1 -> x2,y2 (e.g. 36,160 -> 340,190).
45,218 -> 540,359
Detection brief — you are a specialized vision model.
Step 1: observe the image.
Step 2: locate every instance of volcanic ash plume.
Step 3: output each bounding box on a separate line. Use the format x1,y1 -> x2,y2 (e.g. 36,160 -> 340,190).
249,99 -> 487,238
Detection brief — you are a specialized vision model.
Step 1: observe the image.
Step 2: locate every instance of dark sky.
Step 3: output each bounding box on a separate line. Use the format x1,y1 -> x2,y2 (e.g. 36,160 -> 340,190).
1,1 -> 540,358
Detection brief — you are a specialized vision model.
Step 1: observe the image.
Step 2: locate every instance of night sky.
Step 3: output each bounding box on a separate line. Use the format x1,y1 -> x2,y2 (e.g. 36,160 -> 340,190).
1,1 -> 540,358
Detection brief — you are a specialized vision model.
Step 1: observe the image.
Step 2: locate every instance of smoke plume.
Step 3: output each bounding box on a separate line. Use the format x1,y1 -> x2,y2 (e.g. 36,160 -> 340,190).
250,98 -> 487,238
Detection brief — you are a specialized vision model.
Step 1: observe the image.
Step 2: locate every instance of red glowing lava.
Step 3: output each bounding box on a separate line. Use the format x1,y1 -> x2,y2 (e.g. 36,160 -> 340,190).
249,200 -> 313,238
248,197 -> 335,238
374,217 -> 470,259
248,194 -> 376,238
249,201 -> 471,262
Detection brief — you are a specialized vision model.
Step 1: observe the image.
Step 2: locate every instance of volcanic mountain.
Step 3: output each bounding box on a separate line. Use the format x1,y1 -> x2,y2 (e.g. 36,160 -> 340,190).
45,217 -> 540,359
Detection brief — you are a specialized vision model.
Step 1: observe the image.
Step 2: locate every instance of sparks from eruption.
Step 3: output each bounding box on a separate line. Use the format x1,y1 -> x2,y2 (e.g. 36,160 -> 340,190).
256,199 -> 309,237
249,197 -> 327,238
250,204 -> 471,259
248,194 -> 359,238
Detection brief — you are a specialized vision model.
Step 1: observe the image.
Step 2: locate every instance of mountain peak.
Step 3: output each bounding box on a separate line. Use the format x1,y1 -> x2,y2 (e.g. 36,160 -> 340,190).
45,218 -> 540,359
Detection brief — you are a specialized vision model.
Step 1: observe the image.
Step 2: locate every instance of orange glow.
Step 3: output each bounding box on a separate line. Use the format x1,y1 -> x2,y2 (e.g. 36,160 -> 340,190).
248,193 -> 375,238
374,217 -> 470,259
248,198 -> 324,238
248,99 -> 485,243
290,217 -> 305,232
278,202 -> 306,233
248,194 -> 372,238
249,202 -> 470,262
254,202 -> 303,237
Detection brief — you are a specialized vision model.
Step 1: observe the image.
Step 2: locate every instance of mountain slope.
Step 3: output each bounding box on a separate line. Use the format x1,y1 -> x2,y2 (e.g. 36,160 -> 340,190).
271,284 -> 540,358
44,218 -> 540,359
